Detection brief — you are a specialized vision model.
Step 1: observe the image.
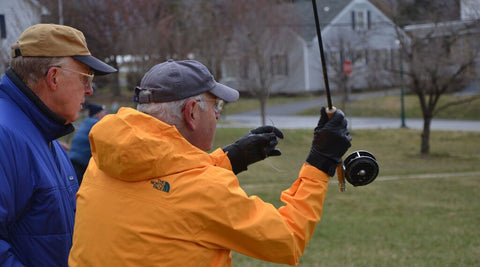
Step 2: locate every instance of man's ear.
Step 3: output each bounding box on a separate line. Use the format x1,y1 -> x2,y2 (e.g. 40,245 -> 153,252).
183,99 -> 198,130
45,67 -> 59,91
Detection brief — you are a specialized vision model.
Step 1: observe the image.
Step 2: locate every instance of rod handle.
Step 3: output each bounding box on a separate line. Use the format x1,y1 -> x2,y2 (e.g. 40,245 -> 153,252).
326,106 -> 337,118
325,106 -> 346,192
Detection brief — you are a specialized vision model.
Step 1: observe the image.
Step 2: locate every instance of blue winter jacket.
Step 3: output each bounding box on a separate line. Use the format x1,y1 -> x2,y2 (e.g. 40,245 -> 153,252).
0,69 -> 79,267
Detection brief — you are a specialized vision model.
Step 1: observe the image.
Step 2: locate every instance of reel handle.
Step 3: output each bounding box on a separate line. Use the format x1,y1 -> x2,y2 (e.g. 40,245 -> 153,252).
336,161 -> 346,192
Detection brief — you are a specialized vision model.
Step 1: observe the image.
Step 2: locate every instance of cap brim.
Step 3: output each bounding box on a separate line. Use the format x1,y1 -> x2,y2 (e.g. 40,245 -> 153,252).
73,55 -> 117,75
210,82 -> 239,102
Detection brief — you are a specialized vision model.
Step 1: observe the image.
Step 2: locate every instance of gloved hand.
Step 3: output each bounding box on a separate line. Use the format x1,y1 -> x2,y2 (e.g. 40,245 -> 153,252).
223,126 -> 284,174
306,107 -> 351,176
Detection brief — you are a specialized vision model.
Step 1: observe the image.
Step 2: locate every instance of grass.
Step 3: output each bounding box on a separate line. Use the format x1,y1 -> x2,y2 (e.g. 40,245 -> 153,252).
223,95 -> 314,114
299,94 -> 480,120
212,128 -> 480,266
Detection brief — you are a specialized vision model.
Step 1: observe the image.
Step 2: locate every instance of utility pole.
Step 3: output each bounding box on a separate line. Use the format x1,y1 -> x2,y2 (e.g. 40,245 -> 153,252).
396,39 -> 407,128
58,0 -> 63,25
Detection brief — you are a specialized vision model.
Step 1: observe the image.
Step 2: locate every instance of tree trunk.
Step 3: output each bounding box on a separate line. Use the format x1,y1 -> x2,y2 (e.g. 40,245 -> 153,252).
110,58 -> 121,97
421,115 -> 432,155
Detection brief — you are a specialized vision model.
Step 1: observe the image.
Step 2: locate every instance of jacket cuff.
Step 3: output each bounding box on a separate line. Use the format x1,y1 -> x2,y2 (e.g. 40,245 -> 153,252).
300,163 -> 330,183
305,152 -> 338,177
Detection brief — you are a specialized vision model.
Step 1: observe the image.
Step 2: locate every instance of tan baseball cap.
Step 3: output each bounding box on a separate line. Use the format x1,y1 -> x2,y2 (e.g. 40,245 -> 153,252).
11,24 -> 116,75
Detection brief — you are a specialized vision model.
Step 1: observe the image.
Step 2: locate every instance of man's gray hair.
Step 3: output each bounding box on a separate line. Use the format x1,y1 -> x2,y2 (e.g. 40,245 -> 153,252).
10,56 -> 66,88
137,91 -> 208,128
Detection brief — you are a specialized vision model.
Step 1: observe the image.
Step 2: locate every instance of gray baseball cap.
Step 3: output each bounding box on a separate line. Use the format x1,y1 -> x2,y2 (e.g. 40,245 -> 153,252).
135,59 -> 239,103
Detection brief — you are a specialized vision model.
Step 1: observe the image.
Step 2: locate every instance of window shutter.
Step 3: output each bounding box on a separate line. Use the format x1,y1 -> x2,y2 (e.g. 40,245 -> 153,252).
367,11 -> 371,29
351,11 -> 355,30
0,15 -> 6,39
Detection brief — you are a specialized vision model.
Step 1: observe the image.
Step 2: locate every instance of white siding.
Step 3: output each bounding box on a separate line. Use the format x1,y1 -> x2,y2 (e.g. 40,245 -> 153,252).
461,0 -> 480,21
0,0 -> 46,74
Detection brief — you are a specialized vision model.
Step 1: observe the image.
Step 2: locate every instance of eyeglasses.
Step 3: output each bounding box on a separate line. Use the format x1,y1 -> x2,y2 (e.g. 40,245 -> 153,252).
51,66 -> 94,89
197,98 -> 225,114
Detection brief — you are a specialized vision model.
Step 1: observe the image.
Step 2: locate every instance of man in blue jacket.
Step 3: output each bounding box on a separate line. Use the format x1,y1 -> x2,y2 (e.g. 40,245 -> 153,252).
0,24 -> 116,266
69,103 -> 107,184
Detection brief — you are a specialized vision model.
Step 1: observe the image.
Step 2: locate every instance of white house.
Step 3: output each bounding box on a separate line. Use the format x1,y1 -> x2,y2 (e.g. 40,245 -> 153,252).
0,0 -> 48,74
220,0 -> 408,94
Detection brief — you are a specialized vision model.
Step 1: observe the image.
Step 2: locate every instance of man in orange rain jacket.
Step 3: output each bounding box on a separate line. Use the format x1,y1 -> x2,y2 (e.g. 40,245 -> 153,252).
68,59 -> 351,266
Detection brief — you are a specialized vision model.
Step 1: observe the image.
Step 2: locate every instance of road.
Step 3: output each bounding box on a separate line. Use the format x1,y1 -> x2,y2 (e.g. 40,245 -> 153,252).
219,115 -> 480,131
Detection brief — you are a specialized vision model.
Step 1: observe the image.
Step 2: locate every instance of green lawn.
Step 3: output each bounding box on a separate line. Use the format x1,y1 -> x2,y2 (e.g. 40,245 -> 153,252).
223,95 -> 314,115
212,128 -> 480,266
298,94 -> 480,120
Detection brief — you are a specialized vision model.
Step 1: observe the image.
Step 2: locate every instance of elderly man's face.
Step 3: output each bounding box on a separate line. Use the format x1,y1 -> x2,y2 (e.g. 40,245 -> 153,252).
48,58 -> 94,124
195,93 -> 221,151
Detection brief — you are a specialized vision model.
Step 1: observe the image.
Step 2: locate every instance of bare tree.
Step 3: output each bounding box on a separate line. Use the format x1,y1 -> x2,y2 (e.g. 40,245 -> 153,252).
183,0 -> 236,81
379,0 -> 480,156
71,0 -> 168,96
39,0 -> 176,96
397,18 -> 480,155
120,1 -> 177,90
323,37 -> 369,111
40,0 -> 236,95
227,0 -> 298,125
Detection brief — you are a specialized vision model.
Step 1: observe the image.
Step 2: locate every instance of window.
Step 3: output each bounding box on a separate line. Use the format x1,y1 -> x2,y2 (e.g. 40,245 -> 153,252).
354,50 -> 366,65
0,15 -> 6,39
351,10 -> 371,31
271,55 -> 288,76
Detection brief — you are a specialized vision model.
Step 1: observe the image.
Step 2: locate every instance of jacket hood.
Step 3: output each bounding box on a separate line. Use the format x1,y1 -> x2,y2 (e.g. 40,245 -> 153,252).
89,107 -> 213,181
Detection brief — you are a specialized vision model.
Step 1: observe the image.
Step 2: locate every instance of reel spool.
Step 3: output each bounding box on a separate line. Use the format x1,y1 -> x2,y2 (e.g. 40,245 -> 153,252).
343,150 -> 379,187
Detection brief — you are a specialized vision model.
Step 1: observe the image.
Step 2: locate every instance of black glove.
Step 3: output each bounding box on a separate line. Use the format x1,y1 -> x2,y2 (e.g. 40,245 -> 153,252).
306,107 -> 352,176
223,126 -> 284,174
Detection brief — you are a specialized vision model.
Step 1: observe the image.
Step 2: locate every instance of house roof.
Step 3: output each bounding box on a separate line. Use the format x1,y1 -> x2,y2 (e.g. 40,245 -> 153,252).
27,0 -> 50,15
285,0 -> 398,41
288,0 -> 353,41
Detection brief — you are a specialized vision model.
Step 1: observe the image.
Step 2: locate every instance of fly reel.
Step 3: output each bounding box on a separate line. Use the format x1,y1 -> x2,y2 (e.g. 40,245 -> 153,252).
344,150 -> 379,186
337,150 -> 379,191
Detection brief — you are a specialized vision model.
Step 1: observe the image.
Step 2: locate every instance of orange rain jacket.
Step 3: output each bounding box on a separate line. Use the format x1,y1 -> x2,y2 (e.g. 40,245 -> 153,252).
68,107 -> 330,266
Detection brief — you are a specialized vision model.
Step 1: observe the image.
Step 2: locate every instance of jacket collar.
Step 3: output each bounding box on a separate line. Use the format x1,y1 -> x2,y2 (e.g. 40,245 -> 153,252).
3,68 -> 74,141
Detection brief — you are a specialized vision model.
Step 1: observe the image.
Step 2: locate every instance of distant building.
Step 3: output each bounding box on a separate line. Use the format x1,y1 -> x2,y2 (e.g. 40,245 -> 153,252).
461,0 -> 480,21
404,0 -> 480,89
221,0 -> 409,94
0,0 -> 49,74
